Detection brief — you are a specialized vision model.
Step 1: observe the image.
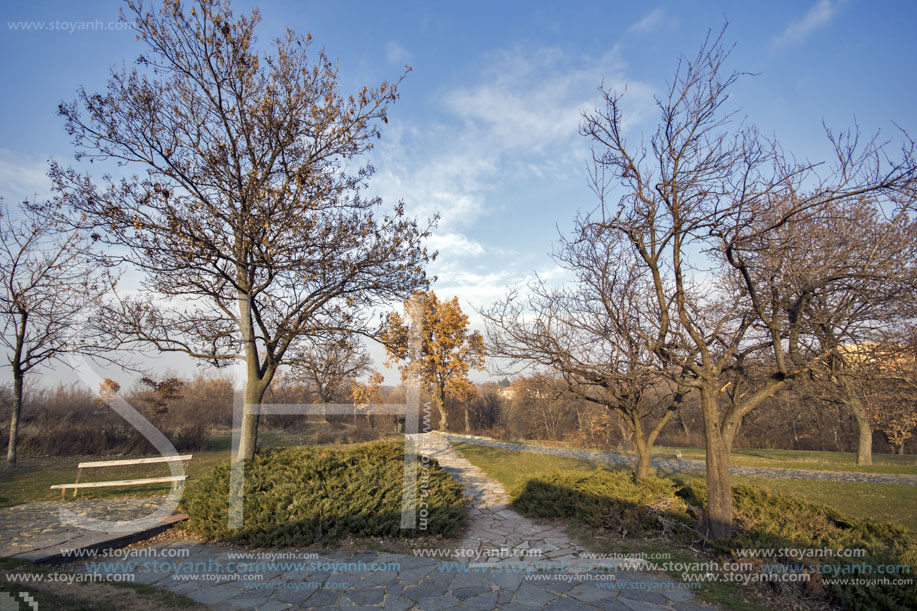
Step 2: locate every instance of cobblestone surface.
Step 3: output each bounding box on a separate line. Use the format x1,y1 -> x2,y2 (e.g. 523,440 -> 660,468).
0,496 -> 183,561
9,433 -> 713,609
441,433 -> 917,485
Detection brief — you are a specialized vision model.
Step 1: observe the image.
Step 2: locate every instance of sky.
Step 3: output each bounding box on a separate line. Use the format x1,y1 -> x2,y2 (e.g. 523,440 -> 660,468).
1,0 -> 916,389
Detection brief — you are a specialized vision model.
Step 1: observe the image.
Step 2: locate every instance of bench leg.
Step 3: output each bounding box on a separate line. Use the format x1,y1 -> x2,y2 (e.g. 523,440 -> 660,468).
72,468 -> 82,499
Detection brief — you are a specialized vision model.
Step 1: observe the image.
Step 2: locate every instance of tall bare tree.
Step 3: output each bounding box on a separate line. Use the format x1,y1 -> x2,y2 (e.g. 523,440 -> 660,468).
52,0 -> 434,460
291,336 -> 371,423
747,200 -> 917,464
579,27 -> 916,537
0,202 -> 111,467
484,224 -> 690,480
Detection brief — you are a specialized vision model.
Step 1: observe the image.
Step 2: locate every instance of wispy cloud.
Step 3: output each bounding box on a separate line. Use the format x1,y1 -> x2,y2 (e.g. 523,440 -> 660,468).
629,7 -> 667,35
770,0 -> 843,50
370,44 -> 654,316
0,149 -> 52,203
384,41 -> 411,65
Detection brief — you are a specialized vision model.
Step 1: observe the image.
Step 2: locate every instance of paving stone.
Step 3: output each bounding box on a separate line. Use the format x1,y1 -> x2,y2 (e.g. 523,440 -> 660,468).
661,589 -> 696,602
538,578 -> 580,594
303,587 -> 344,606
619,596 -> 672,611
402,581 -> 448,601
545,597 -> 601,610
273,585 -> 322,605
488,570 -> 525,591
256,600 -> 294,611
415,593 -> 461,609
513,584 -> 557,606
618,590 -> 672,605
593,598 -> 640,611
222,592 -> 275,609
451,585 -> 493,600
345,586 -> 386,605
463,590 -> 500,609
382,598 -> 413,611
192,585 -> 242,605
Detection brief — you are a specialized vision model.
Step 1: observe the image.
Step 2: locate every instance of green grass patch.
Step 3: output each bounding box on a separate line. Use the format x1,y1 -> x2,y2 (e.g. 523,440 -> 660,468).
457,442 -> 917,611
454,442 -> 610,488
181,441 -> 465,546
731,476 -> 917,533
455,442 -> 917,531
518,438 -> 917,474
0,450 -> 231,507
653,446 -> 917,475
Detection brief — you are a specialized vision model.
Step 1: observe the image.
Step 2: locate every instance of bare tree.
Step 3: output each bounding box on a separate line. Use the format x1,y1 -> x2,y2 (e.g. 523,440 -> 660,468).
484,226 -> 690,480
748,200 -> 917,464
579,27 -> 916,537
52,0 -> 434,460
291,336 -> 371,423
0,202 -> 111,467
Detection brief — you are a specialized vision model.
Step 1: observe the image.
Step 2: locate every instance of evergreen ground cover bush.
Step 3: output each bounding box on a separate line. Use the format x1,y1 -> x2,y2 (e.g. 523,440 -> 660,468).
181,441 -> 465,546
512,469 -> 916,610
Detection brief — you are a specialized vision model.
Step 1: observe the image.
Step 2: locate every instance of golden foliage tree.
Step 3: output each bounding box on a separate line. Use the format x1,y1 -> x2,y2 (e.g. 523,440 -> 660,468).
350,370 -> 384,427
381,290 -> 485,432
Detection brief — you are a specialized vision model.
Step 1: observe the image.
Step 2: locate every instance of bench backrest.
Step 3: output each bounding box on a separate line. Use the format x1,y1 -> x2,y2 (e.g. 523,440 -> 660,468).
76,455 -> 193,469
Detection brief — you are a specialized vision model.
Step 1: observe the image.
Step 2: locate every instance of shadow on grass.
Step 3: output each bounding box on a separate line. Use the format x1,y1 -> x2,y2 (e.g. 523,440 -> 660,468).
512,473 -> 917,610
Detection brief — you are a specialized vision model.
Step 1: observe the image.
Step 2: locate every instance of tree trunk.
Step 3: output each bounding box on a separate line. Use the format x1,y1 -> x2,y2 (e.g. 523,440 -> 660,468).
847,398 -> 873,466
464,405 -> 471,433
6,371 -> 23,468
435,385 -> 449,432
839,377 -> 872,465
633,435 -> 652,480
699,388 -> 732,539
237,375 -> 269,461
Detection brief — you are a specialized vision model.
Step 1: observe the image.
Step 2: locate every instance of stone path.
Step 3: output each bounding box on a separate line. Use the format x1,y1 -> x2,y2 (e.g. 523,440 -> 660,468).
0,497 -> 185,562
36,433 -> 713,609
442,433 -> 917,486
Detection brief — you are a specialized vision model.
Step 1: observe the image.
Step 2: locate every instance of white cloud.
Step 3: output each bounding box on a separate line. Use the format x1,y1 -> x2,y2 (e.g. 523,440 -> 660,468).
0,149 -> 52,203
629,7 -> 667,35
372,44 -> 654,230
427,232 -> 486,258
385,41 -> 411,65
370,44 -> 654,336
443,46 -> 642,155
770,0 -> 843,50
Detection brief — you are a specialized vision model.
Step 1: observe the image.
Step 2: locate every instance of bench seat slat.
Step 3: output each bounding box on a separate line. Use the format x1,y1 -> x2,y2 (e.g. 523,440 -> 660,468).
76,455 -> 193,469
51,475 -> 188,490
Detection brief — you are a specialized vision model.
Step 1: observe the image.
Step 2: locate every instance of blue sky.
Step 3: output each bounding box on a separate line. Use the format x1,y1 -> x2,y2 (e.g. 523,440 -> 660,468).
2,0 -> 916,385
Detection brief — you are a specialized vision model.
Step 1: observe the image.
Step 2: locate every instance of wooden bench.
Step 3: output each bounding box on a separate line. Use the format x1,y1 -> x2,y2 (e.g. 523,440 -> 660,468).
50,455 -> 192,499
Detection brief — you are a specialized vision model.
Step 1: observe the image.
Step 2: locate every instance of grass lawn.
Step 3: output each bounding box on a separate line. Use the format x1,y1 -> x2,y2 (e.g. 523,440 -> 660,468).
456,442 -> 917,610
0,423 -> 401,508
455,442 -> 917,532
655,445 -> 917,475
730,475 -> 917,532
0,450 -> 231,507
521,438 -> 917,474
